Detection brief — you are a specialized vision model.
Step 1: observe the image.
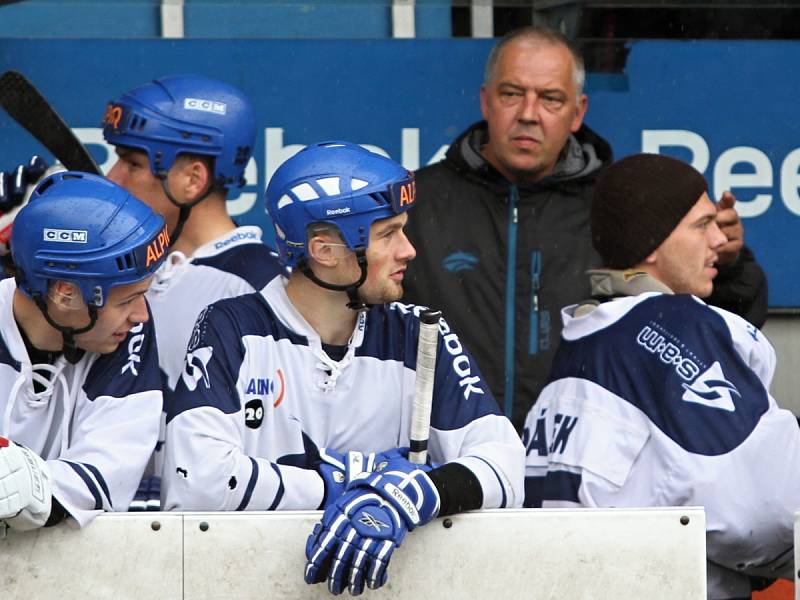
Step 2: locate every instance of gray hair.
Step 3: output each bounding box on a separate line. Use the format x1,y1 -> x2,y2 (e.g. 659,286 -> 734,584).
483,26 -> 586,101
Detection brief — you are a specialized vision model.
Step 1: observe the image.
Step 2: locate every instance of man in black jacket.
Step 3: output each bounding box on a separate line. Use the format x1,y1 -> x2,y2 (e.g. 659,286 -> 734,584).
403,26 -> 767,431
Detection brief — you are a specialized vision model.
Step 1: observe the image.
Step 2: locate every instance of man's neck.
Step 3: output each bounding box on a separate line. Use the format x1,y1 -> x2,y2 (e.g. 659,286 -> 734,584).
285,275 -> 359,346
12,290 -> 64,353
169,193 -> 237,257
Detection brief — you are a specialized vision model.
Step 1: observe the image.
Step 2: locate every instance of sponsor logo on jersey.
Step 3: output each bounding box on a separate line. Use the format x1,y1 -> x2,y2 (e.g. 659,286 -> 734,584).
121,323 -> 145,376
184,98 -> 227,115
636,324 -> 701,381
681,361 -> 740,412
392,303 -> 484,401
636,323 -> 740,412
187,307 -> 209,352
442,251 -> 479,273
244,368 -> 286,408
522,407 -> 579,458
244,399 -> 264,429
43,228 -> 88,243
182,346 -> 213,391
213,230 -> 258,250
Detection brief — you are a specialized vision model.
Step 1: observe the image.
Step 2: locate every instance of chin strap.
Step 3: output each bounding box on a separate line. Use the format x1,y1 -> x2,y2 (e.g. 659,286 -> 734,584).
157,175 -> 218,245
297,249 -> 370,312
33,295 -> 97,364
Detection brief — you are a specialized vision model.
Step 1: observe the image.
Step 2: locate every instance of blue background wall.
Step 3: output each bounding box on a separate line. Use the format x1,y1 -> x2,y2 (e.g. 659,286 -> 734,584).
0,38 -> 798,304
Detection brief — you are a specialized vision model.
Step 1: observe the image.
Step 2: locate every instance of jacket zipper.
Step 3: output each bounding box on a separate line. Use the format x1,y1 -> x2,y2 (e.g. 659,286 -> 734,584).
504,185 -> 519,419
529,250 -> 541,355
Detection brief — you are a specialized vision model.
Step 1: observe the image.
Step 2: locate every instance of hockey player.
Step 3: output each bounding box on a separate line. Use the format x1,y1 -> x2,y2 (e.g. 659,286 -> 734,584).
162,142 -> 524,595
522,153 -> 800,599
102,74 -> 285,399
0,171 -> 167,531
101,75 -> 285,508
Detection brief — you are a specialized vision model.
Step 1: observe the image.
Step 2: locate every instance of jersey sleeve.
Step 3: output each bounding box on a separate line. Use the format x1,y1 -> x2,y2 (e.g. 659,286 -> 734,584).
48,315 -> 162,527
707,300 -> 776,387
419,312 -> 525,509
161,300 -> 324,512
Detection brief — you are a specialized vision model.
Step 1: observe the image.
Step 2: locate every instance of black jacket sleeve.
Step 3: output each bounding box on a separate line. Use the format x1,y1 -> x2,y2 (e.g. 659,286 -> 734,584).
706,246 -> 768,329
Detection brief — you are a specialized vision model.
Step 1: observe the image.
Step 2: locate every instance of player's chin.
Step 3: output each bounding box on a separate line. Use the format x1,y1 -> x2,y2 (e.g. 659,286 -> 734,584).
363,284 -> 404,305
90,339 -> 124,355
694,279 -> 715,299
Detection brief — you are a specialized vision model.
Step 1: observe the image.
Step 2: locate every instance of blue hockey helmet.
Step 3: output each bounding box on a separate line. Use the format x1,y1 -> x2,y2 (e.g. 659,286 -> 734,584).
265,141 -> 416,269
102,75 -> 255,189
12,171 -> 169,308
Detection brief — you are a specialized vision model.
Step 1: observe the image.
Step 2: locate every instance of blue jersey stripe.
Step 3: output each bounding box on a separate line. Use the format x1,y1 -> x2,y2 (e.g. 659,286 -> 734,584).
267,462 -> 285,511
77,461 -> 113,509
542,470 -> 582,504
471,455 -> 507,509
61,460 -> 103,510
236,457 -> 260,511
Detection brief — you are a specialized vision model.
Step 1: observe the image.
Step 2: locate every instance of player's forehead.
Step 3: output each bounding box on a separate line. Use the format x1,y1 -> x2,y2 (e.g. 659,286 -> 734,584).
107,275 -> 153,302
114,145 -> 150,163
680,192 -> 715,224
370,212 -> 407,233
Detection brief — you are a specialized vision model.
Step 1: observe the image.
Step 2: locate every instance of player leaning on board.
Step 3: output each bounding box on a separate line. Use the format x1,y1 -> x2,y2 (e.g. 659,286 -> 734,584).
160,141 -> 524,596
0,171 -> 167,532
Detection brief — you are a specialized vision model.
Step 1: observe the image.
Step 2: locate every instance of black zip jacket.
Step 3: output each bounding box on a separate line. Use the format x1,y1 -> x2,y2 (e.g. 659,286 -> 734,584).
403,121 -> 767,431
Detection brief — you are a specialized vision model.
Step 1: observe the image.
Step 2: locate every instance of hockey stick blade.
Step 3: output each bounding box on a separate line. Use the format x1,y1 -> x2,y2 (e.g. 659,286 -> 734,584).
409,309 -> 442,465
0,71 -> 100,174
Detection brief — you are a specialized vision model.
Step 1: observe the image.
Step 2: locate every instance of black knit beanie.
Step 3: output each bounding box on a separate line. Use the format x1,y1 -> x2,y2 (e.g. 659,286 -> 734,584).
591,153 -> 708,269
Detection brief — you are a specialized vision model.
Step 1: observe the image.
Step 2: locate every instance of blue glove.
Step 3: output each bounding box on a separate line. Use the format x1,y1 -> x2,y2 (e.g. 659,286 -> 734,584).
305,455 -> 440,595
316,448 -> 400,509
0,156 -> 49,213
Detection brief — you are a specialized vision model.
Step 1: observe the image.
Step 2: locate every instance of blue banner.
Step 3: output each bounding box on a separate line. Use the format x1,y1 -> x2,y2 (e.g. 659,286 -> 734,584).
0,39 -> 797,304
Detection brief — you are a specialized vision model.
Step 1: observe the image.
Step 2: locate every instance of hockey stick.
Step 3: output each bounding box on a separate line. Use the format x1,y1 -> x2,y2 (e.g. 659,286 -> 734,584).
409,309 -> 442,465
0,71 -> 101,174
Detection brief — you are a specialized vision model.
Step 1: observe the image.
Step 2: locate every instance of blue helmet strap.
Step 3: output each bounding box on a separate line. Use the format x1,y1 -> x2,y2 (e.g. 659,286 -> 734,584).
157,173 -> 218,245
33,295 -> 98,364
297,249 -> 370,312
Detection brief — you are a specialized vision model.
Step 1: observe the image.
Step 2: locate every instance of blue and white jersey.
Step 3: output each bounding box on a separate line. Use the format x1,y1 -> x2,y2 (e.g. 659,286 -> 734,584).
147,226 -> 285,392
523,292 -> 799,596
0,278 -> 162,527
162,276 -> 524,512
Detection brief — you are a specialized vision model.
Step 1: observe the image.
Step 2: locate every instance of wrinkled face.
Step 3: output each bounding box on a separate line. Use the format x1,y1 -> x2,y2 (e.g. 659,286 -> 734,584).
646,193 -> 728,298
480,40 -> 587,183
342,213 -> 416,304
106,147 -> 180,232
70,278 -> 152,355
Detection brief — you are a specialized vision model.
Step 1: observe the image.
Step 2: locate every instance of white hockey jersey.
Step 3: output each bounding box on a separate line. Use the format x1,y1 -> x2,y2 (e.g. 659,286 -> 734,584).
146,226 -> 285,392
0,278 -> 162,527
523,290 -> 799,598
163,276 -> 524,512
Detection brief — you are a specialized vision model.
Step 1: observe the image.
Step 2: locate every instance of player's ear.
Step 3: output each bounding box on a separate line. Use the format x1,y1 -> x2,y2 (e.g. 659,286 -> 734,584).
308,235 -> 341,267
173,156 -> 211,202
48,281 -> 85,311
